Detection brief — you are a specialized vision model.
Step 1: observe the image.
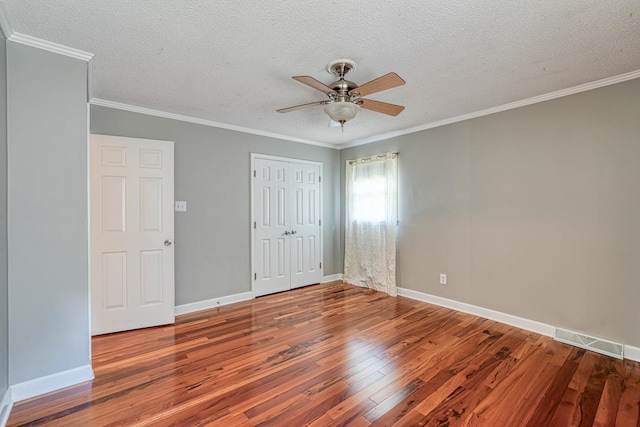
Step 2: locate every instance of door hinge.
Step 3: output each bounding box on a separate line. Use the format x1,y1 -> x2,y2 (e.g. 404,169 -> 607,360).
319,219 -> 321,226
320,262 -> 322,269
253,221 -> 256,229
254,273 -> 257,280
319,176 -> 321,183
253,170 -> 256,178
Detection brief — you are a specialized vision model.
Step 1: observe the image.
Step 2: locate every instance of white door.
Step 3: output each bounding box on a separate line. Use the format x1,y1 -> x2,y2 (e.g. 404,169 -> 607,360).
252,156 -> 322,297
290,163 -> 322,288
253,158 -> 291,296
90,134 -> 175,335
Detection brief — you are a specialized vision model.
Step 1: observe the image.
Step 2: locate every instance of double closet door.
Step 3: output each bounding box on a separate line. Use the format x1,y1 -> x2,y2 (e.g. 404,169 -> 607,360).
252,155 -> 323,297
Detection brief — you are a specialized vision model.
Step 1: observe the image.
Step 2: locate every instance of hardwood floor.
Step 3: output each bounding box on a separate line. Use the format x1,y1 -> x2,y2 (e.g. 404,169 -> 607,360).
8,282 -> 640,426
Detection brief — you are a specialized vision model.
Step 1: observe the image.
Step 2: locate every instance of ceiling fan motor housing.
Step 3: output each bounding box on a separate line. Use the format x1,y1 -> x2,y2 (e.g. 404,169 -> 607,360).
329,79 -> 359,100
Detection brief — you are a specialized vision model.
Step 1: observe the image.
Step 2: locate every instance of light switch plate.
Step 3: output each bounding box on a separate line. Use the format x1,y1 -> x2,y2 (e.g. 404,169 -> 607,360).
175,201 -> 187,212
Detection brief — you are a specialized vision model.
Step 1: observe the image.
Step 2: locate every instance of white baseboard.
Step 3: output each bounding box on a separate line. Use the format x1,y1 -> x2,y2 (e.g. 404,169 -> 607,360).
10,365 -> 94,402
397,287 -> 555,337
322,274 -> 344,283
624,345 -> 640,362
0,388 -> 12,427
175,292 -> 253,316
397,287 -> 640,362
174,280 -> 346,317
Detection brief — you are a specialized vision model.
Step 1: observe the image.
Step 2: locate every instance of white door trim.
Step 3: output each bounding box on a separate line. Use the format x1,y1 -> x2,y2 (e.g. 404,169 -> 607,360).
251,153 -> 324,166
250,153 -> 323,297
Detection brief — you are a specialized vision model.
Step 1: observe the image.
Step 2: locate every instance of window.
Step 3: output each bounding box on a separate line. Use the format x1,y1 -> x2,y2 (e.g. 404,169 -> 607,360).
352,176 -> 387,222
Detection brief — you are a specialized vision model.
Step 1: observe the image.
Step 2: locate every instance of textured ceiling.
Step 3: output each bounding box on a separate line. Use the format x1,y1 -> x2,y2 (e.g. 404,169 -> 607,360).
2,1 -> 639,147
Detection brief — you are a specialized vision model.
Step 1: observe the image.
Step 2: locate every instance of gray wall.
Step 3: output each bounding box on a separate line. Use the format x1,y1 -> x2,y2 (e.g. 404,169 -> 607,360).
0,31 -> 8,399
4,38 -> 637,393
7,43 -> 90,383
341,78 -> 640,348
90,105 -> 341,305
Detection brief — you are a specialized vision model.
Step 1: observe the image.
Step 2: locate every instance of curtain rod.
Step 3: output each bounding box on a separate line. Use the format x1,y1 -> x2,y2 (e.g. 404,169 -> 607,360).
347,152 -> 398,165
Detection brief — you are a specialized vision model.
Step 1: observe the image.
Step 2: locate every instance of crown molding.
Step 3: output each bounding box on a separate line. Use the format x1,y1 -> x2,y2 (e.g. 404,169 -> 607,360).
8,32 -> 93,61
340,68 -> 640,149
90,98 -> 337,149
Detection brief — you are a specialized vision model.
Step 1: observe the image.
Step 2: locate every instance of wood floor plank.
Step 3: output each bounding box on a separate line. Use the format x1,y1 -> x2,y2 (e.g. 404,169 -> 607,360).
411,333 -> 526,426
594,359 -> 625,426
525,347 -> 584,426
8,282 -> 640,426
615,361 -> 640,427
550,350 -> 600,426
577,356 -> 611,426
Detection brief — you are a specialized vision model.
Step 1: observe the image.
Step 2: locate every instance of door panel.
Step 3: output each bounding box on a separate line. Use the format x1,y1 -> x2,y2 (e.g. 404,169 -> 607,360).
140,178 -> 162,232
253,158 -> 291,296
290,163 -> 322,288
252,156 -> 323,296
102,252 -> 127,309
139,148 -> 162,168
91,134 -> 174,335
140,250 -> 163,305
294,236 -> 303,274
101,177 -> 126,232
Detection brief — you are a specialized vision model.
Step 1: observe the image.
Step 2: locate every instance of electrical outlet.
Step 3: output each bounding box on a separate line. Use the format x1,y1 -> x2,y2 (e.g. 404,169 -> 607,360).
439,274 -> 447,285
175,201 -> 187,212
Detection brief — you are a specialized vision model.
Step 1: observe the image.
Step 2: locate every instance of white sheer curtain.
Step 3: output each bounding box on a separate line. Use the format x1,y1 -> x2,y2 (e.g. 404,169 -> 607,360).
344,153 -> 398,296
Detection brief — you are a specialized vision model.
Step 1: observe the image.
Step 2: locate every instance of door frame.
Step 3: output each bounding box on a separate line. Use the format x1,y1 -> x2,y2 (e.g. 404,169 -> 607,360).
250,153 -> 323,297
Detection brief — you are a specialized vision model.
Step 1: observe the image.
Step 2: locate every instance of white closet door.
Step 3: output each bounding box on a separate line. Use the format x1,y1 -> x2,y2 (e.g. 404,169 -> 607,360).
252,155 -> 323,297
253,158 -> 291,297
90,134 -> 175,335
290,163 -> 322,288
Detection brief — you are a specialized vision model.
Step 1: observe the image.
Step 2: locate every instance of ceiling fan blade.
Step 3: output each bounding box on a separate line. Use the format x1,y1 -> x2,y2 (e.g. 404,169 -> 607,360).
276,100 -> 326,113
349,72 -> 405,97
292,76 -> 337,95
359,99 -> 405,116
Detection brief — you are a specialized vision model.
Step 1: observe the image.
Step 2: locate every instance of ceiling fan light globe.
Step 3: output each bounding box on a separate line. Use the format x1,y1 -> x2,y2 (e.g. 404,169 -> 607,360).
324,102 -> 360,123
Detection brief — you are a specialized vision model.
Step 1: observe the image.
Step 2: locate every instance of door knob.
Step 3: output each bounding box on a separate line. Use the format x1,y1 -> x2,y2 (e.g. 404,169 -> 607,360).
291,230 -> 297,235
284,231 -> 291,235
164,240 -> 173,246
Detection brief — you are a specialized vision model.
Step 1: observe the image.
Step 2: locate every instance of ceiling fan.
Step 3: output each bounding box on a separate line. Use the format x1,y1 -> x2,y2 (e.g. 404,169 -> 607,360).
277,59 -> 406,130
